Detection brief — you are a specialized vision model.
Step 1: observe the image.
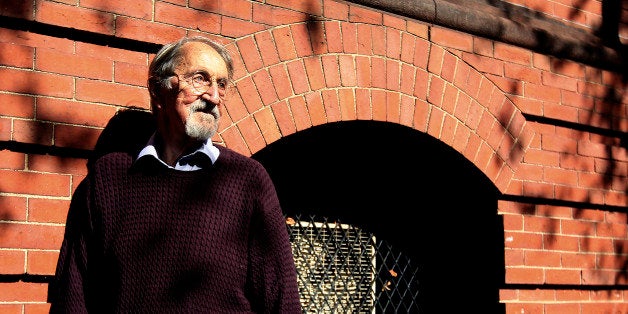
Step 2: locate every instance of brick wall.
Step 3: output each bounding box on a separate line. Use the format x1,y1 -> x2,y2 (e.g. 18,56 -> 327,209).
0,0 -> 625,313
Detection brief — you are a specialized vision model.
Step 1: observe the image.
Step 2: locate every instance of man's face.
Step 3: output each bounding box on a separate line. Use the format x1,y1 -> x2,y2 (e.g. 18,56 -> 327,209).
161,42 -> 229,142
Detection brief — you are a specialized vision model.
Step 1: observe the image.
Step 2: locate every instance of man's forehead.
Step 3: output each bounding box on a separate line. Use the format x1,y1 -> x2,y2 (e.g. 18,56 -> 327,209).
176,42 -> 227,74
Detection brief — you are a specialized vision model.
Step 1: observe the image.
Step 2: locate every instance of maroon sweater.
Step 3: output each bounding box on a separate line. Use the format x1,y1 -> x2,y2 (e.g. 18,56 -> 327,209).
49,145 -> 302,313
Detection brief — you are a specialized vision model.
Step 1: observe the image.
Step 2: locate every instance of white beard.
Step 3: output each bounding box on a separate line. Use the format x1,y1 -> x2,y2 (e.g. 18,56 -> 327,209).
185,100 -> 220,141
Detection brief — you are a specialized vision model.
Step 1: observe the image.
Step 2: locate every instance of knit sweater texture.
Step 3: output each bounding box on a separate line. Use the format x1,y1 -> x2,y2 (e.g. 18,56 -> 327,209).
48,145 -> 302,313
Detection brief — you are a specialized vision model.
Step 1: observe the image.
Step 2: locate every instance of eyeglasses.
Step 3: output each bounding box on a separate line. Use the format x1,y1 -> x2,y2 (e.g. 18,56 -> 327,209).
176,73 -> 228,96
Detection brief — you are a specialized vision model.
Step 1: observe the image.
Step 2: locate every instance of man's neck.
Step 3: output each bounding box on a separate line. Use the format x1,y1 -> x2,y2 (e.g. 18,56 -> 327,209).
155,133 -> 203,166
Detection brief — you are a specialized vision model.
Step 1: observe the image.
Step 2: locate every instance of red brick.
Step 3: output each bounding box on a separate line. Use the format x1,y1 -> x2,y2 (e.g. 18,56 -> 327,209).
348,4 -> 382,24
27,250 -> 58,275
304,92 -> 326,126
290,23 -> 314,57
271,100 -> 296,136
0,169 -> 70,197
0,68 -> 73,98
254,106 -> 280,145
519,286 -> 556,300
25,302 -> 51,314
0,29 -> 73,53
0,250 -> 25,274
36,1 -> 115,35
355,88 -> 371,121
12,120 -> 53,146
494,42 -> 531,65
338,89 -> 356,121
0,150 -> 25,170
0,281 -> 49,302
288,96 -> 311,131
28,154 -> 88,176
412,98 -> 429,132
222,16 -> 265,39
36,98 -> 117,127
287,60 -> 310,95
303,57 -> 325,90
272,26 -> 297,61
371,26 -> 386,56
440,114 -> 456,144
399,33 -> 415,64
505,267 -> 544,284
356,24 -> 372,55
236,76 -> 263,112
386,59 -> 400,91
355,56 -> 371,88
0,117 -> 10,141
191,0 -> 251,20
253,3 -> 308,26
321,89 -> 341,123
399,94 -> 414,127
81,0 -> 152,19
28,197 -> 71,224
255,31 -> 281,66
371,89 -> 386,122
0,94 -> 35,118
314,21 -> 333,54
324,21 -> 343,53
339,55 -> 356,87
76,42 -> 148,65
431,27 -> 473,52
114,61 -> 148,87
383,14 -> 406,30
407,20 -> 428,38
238,36 -> 264,72
265,0 -> 322,15
0,195 -> 27,221
115,16 -> 186,44
340,22 -> 358,54
268,64 -> 293,99
426,106 -> 444,138
75,79 -> 149,108
0,42 -> 34,68
220,123 -> 249,156
154,2 -> 220,34
252,70 -> 278,106
323,0 -> 348,20
385,91 -> 400,123
238,116 -> 264,153
386,28 -> 401,59
0,222 -> 65,250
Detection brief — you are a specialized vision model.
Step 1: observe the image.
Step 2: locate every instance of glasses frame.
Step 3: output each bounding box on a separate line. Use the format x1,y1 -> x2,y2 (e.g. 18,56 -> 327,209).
175,73 -> 229,97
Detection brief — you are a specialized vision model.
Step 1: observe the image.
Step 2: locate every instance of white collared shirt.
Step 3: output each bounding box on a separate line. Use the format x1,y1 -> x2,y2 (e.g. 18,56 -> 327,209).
136,133 -> 219,171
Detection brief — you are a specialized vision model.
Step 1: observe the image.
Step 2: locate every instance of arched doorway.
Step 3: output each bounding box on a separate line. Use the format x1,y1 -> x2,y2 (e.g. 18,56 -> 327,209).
254,120 -> 505,313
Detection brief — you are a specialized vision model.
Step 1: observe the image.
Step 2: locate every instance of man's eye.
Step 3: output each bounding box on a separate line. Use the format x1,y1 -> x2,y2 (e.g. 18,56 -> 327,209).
217,79 -> 228,89
191,74 -> 207,84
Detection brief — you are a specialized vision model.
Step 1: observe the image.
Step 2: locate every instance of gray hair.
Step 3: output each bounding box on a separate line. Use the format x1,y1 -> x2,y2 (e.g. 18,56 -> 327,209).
147,36 -> 234,112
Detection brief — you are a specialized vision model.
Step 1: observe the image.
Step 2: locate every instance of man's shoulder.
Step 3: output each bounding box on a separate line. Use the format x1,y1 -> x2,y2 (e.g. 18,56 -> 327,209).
89,151 -> 135,173
214,144 -> 266,171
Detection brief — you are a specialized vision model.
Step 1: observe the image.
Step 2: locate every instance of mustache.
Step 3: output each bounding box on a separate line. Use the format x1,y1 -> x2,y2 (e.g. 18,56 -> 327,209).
189,100 -> 219,116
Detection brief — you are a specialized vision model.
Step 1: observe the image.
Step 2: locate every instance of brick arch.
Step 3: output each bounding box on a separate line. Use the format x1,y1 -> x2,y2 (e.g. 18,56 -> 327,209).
216,22 -> 533,193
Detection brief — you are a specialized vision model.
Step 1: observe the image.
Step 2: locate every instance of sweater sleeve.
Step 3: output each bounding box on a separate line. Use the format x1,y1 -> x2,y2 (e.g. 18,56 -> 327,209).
48,178 -> 94,313
247,166 -> 302,314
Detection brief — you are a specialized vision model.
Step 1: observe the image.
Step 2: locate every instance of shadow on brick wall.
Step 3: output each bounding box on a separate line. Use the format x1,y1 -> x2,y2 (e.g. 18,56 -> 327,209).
88,108 -> 156,170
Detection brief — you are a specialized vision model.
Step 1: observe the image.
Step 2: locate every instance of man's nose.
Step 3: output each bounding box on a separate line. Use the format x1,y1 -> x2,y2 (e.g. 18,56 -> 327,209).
201,84 -> 222,103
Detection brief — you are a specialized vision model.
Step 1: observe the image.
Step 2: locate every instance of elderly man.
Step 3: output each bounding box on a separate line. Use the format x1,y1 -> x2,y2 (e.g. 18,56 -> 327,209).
48,36 -> 302,313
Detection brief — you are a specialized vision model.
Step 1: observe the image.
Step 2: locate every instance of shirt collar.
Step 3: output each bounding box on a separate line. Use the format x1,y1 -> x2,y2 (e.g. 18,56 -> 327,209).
135,133 -> 220,171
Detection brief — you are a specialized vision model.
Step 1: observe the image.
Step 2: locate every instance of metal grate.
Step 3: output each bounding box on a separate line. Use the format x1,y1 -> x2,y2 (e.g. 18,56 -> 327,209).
287,215 -> 420,313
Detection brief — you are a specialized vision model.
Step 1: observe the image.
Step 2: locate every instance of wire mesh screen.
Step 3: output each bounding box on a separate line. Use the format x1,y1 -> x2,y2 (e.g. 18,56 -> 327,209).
287,215 -> 421,313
